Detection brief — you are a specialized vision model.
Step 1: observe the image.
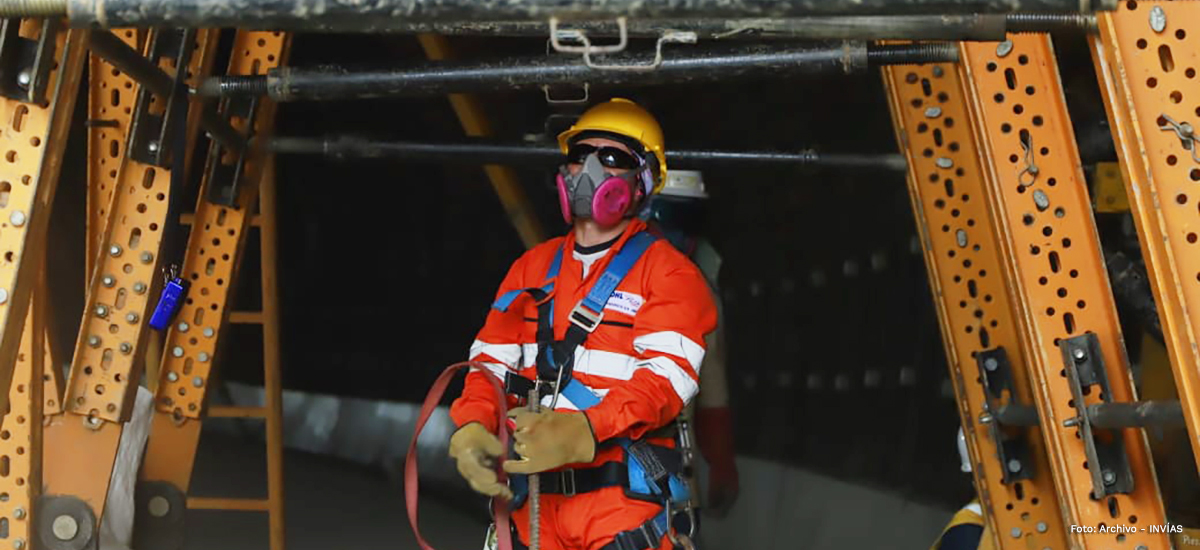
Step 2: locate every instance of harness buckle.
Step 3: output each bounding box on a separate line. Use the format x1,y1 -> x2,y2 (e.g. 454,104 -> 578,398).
568,303 -> 604,333
560,469 -> 577,497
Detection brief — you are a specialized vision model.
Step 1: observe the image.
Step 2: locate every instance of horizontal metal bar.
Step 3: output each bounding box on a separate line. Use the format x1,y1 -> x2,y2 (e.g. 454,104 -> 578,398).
1086,401 -> 1185,429
300,14 -> 1095,39
187,497 -> 270,511
993,403 -> 1040,427
200,43 -> 955,102
269,136 -> 907,171
88,31 -> 246,153
207,406 -> 268,418
0,0 -> 1118,27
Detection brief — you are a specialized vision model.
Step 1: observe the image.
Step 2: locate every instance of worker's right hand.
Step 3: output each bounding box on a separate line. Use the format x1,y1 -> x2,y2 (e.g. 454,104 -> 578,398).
448,422 -> 513,500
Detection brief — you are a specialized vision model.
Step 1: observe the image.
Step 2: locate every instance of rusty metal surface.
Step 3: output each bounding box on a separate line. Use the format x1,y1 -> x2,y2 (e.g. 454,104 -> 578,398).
1091,0 -> 1200,476
42,0 -> 1117,29
959,33 -> 1168,548
882,58 -> 1066,550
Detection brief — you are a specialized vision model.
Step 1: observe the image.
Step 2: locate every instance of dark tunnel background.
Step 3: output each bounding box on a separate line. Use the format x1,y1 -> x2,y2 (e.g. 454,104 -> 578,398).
44,30 -> 1133,515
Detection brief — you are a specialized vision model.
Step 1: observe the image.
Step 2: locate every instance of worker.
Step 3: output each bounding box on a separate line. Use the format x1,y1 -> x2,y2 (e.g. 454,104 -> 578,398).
930,427 -> 994,550
642,170 -> 740,520
447,98 -> 718,550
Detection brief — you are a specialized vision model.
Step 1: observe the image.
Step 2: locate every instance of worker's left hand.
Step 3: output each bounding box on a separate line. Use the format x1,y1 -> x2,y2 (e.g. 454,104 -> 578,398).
502,409 -> 597,474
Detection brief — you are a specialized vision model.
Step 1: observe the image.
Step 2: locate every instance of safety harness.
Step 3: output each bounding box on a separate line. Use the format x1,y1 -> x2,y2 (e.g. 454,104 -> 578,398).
491,230 -> 694,550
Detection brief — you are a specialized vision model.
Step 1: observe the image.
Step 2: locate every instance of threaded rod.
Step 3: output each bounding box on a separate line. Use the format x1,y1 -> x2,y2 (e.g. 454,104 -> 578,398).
867,43 -> 959,66
0,0 -> 67,17
1006,13 -> 1097,33
198,75 -> 269,98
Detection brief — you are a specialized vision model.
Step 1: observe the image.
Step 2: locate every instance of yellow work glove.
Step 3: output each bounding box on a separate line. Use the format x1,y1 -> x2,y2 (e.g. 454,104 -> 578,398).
448,422 -> 513,500
502,409 -> 597,475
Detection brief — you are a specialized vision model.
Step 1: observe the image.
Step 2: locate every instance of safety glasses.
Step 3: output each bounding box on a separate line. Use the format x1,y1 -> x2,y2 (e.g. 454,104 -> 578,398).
566,143 -> 642,170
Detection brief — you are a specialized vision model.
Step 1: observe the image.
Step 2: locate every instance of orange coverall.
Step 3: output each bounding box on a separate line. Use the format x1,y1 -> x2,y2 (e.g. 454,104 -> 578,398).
451,218 -> 718,550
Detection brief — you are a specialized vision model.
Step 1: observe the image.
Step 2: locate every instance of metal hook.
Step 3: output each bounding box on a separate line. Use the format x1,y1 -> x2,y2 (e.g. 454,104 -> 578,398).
543,83 -> 589,105
1158,113 -> 1200,164
1017,131 -> 1039,188
548,17 -> 696,72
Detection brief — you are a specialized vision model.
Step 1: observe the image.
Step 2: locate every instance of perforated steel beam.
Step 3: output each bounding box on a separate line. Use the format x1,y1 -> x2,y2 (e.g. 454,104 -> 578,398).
4,272 -> 47,550
1090,0 -> 1200,476
959,33 -> 1167,548
86,30 -> 140,273
882,57 -> 1067,550
42,29 -> 219,536
137,30 -> 292,550
0,21 -> 87,424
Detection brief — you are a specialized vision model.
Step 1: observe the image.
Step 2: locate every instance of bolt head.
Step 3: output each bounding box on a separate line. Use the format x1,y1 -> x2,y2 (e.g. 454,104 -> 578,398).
88,336 -> 101,347
9,211 -> 25,227
198,352 -> 210,363
192,377 -> 204,388
95,305 -> 109,317
996,40 -> 1014,58
1150,6 -> 1167,33
1037,522 -> 1048,533
148,496 -> 171,517
126,312 -> 139,323
13,507 -> 25,520
979,413 -> 994,424
984,357 -> 999,371
167,372 -> 179,382
1007,459 -> 1022,473
148,141 -> 160,153
203,327 -> 215,338
141,252 -> 154,264
120,343 -> 132,354
102,275 -> 115,287
110,244 -> 122,257
12,538 -> 23,550
1103,471 -> 1117,484
52,515 -> 79,541
172,346 -> 184,358
1072,348 -> 1086,361
0,289 -> 8,305
16,71 -> 31,87
1010,527 -> 1022,538
178,322 -> 190,332
133,282 -> 147,294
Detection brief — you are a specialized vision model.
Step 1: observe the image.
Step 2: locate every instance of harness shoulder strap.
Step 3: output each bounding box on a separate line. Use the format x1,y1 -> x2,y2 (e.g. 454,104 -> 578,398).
491,248 -> 564,313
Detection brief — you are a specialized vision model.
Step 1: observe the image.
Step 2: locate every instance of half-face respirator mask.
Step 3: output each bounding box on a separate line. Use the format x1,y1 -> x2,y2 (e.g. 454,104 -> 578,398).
556,143 -> 655,227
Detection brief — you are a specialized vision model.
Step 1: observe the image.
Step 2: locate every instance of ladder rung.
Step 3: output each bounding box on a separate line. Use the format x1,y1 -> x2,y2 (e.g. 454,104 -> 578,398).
180,213 -> 262,227
229,311 -> 263,324
187,497 -> 270,511
208,406 -> 267,418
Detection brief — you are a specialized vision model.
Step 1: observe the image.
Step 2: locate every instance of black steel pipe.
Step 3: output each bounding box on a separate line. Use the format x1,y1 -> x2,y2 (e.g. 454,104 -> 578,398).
88,31 -> 246,153
993,403 -> 1039,427
262,15 -> 1012,39
269,136 -> 907,171
1087,401 -> 1185,429
1105,248 -> 1164,343
200,43 -> 955,102
0,0 -> 1118,28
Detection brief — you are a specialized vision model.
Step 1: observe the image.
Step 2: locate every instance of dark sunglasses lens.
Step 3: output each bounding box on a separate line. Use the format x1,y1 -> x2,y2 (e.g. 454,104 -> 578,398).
598,147 -> 640,169
567,144 -> 596,164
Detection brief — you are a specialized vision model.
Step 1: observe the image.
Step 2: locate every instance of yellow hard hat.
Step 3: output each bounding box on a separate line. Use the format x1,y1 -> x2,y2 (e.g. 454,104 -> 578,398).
557,98 -> 667,192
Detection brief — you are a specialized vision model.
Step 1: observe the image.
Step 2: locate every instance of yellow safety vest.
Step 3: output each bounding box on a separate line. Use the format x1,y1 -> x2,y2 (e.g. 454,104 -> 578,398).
931,500 -> 996,550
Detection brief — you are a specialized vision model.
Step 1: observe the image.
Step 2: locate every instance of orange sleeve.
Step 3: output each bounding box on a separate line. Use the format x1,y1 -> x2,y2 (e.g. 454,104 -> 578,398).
449,249 -> 537,433
584,246 -> 718,442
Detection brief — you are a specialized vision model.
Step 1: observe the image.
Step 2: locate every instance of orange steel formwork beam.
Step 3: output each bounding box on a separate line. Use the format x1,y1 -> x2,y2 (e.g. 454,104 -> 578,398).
3,260 -> 47,550
137,31 -> 291,550
86,30 -> 142,275
959,34 -> 1168,548
1090,0 -> 1200,476
418,34 -> 545,249
41,30 -> 220,545
882,60 -> 1067,550
0,22 -> 87,423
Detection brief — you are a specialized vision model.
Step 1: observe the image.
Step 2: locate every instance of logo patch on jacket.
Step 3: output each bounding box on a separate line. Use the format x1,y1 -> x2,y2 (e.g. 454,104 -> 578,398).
606,291 -> 644,316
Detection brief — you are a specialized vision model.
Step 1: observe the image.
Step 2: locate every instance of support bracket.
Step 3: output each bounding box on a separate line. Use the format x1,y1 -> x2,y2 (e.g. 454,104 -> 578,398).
0,18 -> 58,104
128,29 -> 196,167
1059,332 -> 1134,499
975,347 -> 1036,484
